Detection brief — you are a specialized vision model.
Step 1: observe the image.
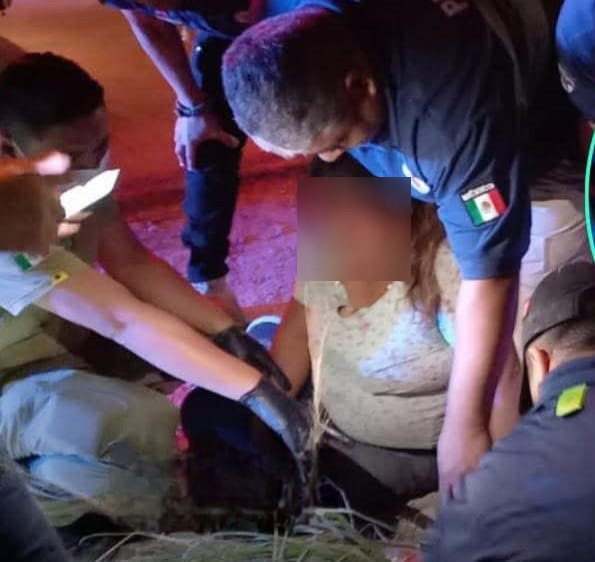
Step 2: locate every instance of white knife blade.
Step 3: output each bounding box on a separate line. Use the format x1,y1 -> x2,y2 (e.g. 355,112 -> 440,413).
60,169 -> 120,218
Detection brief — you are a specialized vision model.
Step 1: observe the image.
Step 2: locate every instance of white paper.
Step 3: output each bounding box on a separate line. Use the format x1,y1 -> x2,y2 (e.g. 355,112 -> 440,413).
60,169 -> 120,218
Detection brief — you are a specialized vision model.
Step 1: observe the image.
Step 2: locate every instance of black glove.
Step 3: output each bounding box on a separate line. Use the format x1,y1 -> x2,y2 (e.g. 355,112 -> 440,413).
240,378 -> 310,460
213,325 -> 291,391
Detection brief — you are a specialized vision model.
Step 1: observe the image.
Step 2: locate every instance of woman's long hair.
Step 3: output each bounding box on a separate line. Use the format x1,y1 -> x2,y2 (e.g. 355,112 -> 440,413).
310,155 -> 446,319
409,200 -> 446,318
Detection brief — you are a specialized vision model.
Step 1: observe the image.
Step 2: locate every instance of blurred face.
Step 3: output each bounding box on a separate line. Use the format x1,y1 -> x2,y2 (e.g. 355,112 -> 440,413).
253,71 -> 384,162
19,106 -> 109,170
298,178 -> 411,281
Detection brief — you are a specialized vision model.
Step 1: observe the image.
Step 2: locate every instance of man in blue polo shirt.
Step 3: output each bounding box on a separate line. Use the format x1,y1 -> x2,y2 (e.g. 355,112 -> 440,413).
222,0 -> 586,492
556,0 -> 595,122
424,261 -> 595,561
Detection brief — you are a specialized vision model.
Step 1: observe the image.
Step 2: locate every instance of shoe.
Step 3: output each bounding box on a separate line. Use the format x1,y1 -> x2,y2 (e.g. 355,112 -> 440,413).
193,276 -> 246,325
246,315 -> 281,350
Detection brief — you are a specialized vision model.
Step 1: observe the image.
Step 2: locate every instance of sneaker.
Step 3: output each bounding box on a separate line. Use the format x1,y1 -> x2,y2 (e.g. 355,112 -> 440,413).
246,315 -> 281,350
193,276 -> 246,325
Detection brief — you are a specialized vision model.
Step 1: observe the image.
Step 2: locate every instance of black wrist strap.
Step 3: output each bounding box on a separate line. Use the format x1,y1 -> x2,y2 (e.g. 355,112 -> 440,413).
175,99 -> 208,118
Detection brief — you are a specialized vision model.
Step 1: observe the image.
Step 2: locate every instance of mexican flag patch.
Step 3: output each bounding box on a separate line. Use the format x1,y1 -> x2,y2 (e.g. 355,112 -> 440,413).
461,183 -> 507,226
13,253 -> 43,272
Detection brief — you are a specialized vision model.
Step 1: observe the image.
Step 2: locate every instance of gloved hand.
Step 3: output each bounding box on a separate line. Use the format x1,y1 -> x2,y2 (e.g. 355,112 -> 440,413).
213,325 -> 291,391
239,377 -> 310,469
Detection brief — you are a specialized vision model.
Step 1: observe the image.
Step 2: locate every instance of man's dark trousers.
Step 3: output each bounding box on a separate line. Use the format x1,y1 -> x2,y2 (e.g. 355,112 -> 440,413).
183,35 -> 247,283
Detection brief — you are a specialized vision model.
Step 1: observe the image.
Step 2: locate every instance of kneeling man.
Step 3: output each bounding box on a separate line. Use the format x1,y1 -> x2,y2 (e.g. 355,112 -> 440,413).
424,261 -> 595,561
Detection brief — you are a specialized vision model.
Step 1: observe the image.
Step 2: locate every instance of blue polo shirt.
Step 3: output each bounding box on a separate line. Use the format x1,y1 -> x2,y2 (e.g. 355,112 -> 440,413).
100,0 -> 354,38
424,355 -> 595,562
101,0 -> 250,38
329,0 -> 533,280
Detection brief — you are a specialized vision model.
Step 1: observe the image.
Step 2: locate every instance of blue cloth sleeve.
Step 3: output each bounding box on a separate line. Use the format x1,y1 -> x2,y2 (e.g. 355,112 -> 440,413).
434,112 -> 530,280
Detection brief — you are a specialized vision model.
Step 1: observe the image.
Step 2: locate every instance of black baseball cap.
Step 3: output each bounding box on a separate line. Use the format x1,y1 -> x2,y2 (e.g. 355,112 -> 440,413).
556,0 -> 595,121
522,262 -> 595,353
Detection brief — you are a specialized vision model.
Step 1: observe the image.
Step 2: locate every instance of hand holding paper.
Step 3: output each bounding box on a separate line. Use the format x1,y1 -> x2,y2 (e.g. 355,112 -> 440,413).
0,152 -> 69,254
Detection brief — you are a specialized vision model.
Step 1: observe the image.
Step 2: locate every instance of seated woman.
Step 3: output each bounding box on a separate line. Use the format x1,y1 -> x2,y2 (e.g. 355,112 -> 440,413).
178,157 -> 520,526
271,157 -> 459,518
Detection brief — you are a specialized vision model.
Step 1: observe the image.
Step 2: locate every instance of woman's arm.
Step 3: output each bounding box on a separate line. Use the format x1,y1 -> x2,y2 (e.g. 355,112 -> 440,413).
36,267 -> 260,400
271,298 -> 311,397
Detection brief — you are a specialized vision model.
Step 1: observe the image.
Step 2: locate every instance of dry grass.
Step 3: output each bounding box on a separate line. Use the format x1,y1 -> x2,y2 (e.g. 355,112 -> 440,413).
78,508 -> 419,562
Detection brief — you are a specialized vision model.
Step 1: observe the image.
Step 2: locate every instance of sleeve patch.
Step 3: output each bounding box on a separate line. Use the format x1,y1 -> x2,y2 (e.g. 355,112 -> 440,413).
461,183 -> 507,226
556,384 -> 588,418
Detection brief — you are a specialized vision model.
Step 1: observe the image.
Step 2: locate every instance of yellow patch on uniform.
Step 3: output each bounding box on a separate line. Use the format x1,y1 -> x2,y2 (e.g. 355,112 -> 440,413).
556,384 -> 588,418
51,271 -> 69,287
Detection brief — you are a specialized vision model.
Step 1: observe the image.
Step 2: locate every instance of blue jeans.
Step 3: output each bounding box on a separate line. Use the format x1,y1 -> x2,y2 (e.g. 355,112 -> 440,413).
1,369 -> 178,527
183,35 -> 247,282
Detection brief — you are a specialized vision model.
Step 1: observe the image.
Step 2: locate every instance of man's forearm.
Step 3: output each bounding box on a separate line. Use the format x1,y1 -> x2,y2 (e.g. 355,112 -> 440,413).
107,252 -> 235,335
122,10 -> 204,105
446,276 -> 519,431
37,268 -> 260,400
98,218 -> 234,335
438,276 -> 519,492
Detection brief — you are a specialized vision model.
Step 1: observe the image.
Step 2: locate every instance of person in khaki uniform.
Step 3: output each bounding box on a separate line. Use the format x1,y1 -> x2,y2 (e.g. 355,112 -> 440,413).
0,51 -> 306,527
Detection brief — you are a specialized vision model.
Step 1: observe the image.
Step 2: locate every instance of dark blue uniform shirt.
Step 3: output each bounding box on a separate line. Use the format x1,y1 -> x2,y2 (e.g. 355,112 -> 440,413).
100,0 -> 353,38
335,0 -> 531,280
101,0 -> 250,38
424,355 -> 595,562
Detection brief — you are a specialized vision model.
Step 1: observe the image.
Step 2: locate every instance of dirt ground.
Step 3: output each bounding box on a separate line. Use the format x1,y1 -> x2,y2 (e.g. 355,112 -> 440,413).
3,0 -> 303,318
